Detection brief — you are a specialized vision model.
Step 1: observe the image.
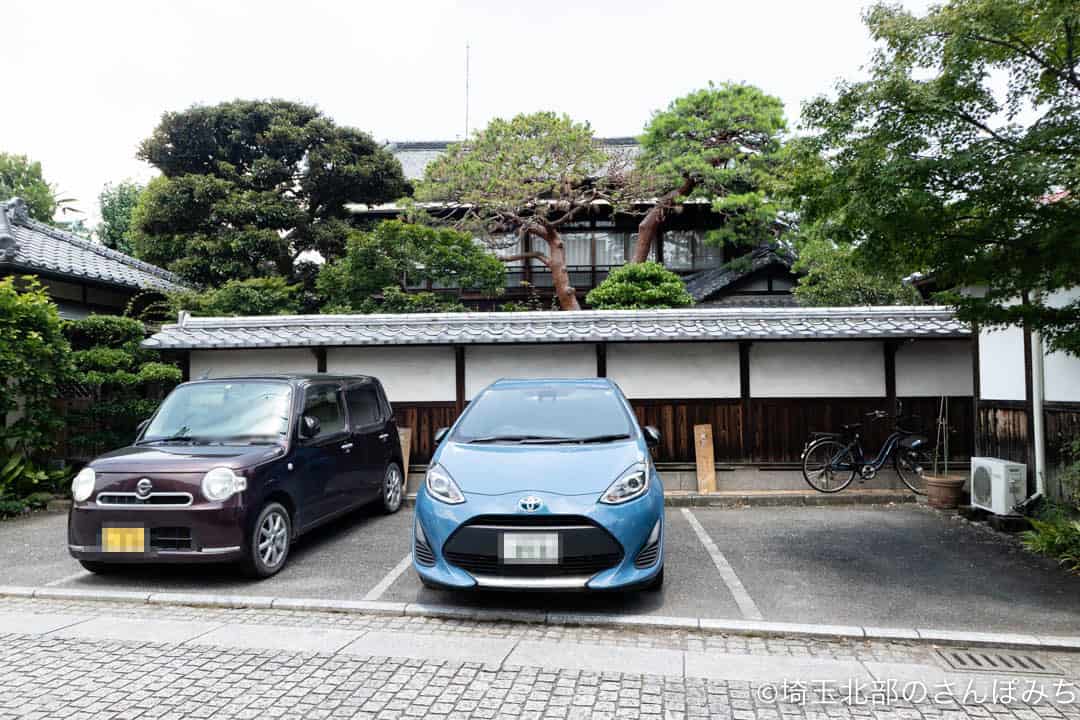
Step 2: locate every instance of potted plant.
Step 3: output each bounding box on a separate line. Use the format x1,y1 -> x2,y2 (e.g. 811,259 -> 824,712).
923,397 -> 966,509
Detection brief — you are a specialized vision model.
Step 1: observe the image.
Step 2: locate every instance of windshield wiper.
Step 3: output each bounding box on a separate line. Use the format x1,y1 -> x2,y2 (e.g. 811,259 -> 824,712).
466,435 -> 574,444
573,433 -> 632,444
136,435 -> 205,445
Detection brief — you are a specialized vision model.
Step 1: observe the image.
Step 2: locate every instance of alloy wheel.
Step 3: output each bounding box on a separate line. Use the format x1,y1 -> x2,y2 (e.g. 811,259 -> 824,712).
385,464 -> 403,511
258,510 -> 288,568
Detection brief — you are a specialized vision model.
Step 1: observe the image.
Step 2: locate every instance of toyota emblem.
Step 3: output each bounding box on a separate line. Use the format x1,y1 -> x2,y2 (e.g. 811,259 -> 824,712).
518,496 -> 543,513
135,478 -> 153,498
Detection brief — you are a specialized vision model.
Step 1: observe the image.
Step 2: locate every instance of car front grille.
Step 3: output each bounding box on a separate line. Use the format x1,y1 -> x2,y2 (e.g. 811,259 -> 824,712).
634,542 -> 660,568
96,492 -> 193,507
150,527 -> 192,551
414,534 -> 436,567
443,515 -> 623,578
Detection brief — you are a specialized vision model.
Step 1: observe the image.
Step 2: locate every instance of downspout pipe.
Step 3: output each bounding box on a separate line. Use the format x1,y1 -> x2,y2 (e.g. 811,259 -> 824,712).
1031,328 -> 1047,498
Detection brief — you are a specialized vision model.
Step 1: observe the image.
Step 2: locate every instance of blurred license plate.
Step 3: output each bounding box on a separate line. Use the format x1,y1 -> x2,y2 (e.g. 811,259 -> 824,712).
102,527 -> 145,553
501,532 -> 559,564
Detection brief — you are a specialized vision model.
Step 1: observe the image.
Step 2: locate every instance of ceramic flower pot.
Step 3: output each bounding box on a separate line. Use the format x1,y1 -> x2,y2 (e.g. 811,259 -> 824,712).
924,472 -> 967,510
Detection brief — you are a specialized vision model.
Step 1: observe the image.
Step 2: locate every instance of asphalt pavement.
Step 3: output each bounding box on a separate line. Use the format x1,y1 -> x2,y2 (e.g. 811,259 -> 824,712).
2,503 -> 1078,634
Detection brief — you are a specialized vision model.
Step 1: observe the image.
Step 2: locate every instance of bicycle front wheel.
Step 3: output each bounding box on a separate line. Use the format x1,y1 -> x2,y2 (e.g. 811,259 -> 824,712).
802,440 -> 857,493
895,448 -> 929,495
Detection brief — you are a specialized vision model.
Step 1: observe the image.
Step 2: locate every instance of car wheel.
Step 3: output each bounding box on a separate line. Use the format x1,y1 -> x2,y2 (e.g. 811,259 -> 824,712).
78,560 -> 111,574
381,462 -> 405,514
245,502 -> 291,578
645,567 -> 664,592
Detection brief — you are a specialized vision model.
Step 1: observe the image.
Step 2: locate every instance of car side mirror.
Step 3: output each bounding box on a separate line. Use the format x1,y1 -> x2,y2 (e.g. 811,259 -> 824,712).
433,427 -> 449,444
299,415 -> 321,440
644,425 -> 661,447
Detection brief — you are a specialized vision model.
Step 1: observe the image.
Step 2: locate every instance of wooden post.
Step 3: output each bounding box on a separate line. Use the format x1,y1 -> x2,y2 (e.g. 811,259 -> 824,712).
595,343 -> 607,378
884,341 -> 897,414
739,341 -> 752,462
695,424 -> 716,493
398,428 -> 412,480
454,346 -> 466,414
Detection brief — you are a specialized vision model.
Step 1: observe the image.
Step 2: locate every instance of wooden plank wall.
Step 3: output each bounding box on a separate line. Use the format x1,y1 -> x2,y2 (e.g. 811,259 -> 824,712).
395,396 -> 975,466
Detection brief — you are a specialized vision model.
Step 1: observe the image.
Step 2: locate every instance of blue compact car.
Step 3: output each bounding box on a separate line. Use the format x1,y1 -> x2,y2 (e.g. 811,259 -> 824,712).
413,378 -> 664,592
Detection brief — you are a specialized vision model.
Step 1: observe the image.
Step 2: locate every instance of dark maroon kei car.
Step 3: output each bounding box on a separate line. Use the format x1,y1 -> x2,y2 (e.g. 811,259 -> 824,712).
68,375 -> 405,578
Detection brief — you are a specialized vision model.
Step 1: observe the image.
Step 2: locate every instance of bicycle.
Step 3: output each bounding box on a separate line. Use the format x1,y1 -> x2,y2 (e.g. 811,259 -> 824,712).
800,409 -> 932,495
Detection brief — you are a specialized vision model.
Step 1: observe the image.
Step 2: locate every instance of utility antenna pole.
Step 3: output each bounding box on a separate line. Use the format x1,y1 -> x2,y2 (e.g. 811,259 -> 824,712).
464,41 -> 470,139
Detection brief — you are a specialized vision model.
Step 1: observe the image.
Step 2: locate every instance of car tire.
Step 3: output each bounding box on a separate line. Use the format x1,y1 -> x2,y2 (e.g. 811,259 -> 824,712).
645,566 -> 664,592
244,502 -> 292,579
78,560 -> 112,574
381,462 -> 405,514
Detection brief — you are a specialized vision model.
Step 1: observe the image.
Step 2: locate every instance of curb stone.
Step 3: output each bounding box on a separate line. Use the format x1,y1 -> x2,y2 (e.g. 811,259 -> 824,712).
3,585 -> 1078,652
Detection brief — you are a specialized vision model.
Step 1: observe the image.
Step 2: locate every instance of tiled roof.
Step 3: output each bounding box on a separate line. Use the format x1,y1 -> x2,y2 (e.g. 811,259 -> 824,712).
388,138 -> 641,181
143,306 -> 968,350
0,198 -> 188,293
683,243 -> 796,302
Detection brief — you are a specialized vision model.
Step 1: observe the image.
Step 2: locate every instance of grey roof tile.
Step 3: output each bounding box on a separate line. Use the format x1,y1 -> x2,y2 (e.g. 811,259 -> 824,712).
143,306 -> 969,350
683,243 -> 796,302
0,198 -> 188,293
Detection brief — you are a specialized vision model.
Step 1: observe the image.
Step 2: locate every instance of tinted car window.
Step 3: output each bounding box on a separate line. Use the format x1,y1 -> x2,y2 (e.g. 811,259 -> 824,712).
452,384 -> 632,441
346,384 -> 382,427
303,385 -> 346,436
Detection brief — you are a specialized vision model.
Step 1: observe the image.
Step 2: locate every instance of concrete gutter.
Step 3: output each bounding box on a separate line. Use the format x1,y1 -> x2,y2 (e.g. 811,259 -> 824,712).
2,585 -> 1075,652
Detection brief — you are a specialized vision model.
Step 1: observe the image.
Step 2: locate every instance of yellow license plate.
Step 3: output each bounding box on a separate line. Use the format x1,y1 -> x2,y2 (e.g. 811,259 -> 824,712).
102,527 -> 145,553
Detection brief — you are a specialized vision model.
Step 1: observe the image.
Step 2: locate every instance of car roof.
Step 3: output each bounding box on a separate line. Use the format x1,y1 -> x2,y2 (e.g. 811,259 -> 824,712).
183,374 -> 377,385
488,377 -> 617,389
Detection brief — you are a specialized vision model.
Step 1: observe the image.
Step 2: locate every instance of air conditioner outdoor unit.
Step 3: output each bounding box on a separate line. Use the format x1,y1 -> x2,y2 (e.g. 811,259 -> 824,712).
970,457 -> 1027,515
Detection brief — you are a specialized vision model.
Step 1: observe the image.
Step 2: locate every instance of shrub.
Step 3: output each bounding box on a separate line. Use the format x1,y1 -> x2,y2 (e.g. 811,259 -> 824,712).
585,262 -> 693,310
171,277 -> 303,317
63,315 -> 182,457
1023,517 -> 1080,574
0,277 -> 73,454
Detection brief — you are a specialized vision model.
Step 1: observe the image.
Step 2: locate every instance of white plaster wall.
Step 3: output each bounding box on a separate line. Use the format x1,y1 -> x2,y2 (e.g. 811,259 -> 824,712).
750,342 -> 885,398
465,345 -> 596,399
606,342 -> 739,399
190,349 -> 316,379
978,325 -> 1027,401
1044,288 -> 1080,403
896,340 -> 974,396
327,346 -> 455,402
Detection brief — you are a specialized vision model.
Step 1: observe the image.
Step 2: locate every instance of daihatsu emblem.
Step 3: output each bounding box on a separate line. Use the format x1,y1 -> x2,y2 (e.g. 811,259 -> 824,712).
136,478 -> 153,498
519,496 -> 543,513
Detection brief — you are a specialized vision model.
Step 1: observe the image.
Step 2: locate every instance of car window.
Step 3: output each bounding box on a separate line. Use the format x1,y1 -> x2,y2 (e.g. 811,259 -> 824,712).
452,383 -> 632,442
303,384 -> 346,436
346,384 -> 382,428
141,381 -> 292,444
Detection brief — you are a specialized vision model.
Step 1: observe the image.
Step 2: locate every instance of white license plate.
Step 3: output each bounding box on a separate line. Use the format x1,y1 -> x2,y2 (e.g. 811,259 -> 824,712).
501,532 -> 559,564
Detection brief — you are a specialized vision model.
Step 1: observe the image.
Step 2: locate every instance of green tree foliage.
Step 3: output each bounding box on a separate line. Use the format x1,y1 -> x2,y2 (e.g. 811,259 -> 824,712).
792,236 -> 921,307
416,112 -> 633,311
0,153 -> 59,222
0,278 -> 72,453
63,316 -> 182,458
0,278 -> 73,500
132,99 -> 407,287
97,181 -> 143,253
173,277 -> 303,317
791,0 -> 1080,353
633,83 -> 788,263
316,221 -> 504,312
585,262 -> 693,310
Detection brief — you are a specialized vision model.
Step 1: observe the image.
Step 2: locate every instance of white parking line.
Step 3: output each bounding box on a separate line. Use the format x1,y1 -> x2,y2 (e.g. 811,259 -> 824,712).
681,508 -> 763,621
363,553 -> 413,601
42,570 -> 90,587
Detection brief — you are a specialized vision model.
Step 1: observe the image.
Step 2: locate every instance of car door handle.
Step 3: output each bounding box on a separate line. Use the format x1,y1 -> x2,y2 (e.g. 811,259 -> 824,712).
340,442 -> 354,452
378,433 -> 389,441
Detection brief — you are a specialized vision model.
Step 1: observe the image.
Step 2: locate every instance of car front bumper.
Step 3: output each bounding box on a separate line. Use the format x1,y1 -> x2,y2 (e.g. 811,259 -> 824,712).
413,477 -> 664,591
67,501 -> 247,564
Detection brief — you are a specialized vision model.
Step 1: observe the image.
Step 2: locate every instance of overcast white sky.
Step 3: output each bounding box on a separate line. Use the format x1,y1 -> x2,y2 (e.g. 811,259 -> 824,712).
2,0 -> 930,226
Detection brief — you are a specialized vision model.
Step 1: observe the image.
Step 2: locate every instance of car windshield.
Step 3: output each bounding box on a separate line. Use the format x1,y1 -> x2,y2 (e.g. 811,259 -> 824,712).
452,384 -> 633,443
140,381 -> 293,445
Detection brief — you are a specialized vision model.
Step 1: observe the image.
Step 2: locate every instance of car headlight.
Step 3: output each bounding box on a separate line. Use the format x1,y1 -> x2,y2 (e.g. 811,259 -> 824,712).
201,466 -> 247,502
425,464 -> 465,504
600,463 -> 649,504
72,467 -> 96,502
